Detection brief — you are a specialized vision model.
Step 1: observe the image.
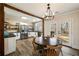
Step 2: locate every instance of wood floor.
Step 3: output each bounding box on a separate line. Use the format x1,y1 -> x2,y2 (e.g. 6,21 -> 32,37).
7,38 -> 33,56
6,38 -> 79,56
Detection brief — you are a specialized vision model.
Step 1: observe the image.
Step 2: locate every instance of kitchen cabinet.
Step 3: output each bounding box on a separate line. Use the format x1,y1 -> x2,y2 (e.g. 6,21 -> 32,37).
4,37 -> 16,55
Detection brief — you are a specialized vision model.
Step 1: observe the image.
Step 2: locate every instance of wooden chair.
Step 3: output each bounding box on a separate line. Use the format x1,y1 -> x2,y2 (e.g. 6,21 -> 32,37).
32,38 -> 44,56
42,45 -> 63,56
32,38 -> 38,55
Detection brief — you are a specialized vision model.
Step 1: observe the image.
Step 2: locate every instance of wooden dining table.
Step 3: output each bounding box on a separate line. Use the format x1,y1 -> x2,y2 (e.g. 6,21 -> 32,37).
34,37 -> 61,46
34,37 -> 63,56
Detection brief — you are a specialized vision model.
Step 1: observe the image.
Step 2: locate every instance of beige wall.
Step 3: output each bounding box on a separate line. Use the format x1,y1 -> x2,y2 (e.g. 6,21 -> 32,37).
70,10 -> 79,49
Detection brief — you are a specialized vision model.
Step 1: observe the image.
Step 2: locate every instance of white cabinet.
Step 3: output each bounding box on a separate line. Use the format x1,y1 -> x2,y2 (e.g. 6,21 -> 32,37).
4,37 -> 16,55
13,33 -> 20,40
28,32 -> 38,37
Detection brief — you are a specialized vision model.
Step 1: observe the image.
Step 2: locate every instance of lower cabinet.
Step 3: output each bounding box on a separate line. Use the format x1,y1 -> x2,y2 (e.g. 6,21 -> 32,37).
4,37 -> 16,55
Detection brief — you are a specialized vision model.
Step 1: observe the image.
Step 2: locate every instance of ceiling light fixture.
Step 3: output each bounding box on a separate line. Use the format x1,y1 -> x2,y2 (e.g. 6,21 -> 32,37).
44,4 -> 55,20
21,16 -> 27,19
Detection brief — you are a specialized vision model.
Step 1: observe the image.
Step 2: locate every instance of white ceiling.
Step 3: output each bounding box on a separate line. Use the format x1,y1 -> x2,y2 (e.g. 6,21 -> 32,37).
5,3 -> 79,24
7,3 -> 79,17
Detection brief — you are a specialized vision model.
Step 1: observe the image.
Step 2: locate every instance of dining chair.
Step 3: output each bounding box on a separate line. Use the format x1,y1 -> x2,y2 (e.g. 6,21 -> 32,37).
32,38 -> 44,56
32,38 -> 39,55
42,45 -> 63,56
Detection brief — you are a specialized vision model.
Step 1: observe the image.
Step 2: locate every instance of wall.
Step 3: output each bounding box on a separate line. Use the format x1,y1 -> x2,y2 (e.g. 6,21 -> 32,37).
70,11 -> 79,49
44,9 -> 79,49
54,11 -> 72,46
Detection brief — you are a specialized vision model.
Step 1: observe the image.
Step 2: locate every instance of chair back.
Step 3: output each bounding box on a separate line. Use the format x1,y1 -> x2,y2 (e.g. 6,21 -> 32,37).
32,38 -> 38,55
43,45 -> 62,56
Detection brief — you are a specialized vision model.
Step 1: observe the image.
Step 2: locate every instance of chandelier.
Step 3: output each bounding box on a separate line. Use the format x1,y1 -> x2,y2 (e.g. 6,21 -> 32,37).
44,4 -> 55,20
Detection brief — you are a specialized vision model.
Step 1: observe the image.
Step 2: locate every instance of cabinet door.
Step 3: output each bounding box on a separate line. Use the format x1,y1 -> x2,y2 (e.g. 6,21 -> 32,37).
8,37 -> 16,53
4,38 -> 8,55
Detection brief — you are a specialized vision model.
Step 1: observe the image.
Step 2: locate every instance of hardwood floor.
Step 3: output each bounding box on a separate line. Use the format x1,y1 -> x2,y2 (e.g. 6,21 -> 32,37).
7,38 -> 33,56
6,38 -> 79,56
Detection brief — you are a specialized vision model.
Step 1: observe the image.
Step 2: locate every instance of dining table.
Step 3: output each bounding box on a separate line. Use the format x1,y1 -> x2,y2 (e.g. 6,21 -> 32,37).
34,36 -> 63,56
34,36 -> 62,46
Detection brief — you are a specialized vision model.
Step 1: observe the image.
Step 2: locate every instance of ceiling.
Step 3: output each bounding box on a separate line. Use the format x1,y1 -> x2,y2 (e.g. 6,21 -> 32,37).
7,3 -> 79,17
5,3 -> 79,25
